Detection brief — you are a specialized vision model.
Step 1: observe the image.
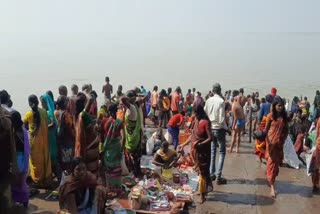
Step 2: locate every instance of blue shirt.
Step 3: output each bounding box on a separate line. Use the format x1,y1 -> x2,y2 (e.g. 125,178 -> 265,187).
259,103 -> 271,121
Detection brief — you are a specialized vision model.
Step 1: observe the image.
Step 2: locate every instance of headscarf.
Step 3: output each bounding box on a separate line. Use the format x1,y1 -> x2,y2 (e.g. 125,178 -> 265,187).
271,87 -> 277,97
41,93 -> 56,123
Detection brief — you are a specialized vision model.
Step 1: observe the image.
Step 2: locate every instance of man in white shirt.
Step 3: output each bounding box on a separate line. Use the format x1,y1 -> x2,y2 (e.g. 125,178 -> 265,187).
204,83 -> 228,185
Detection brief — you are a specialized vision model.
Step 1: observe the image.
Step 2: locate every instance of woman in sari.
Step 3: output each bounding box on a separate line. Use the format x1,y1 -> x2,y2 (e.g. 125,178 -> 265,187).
254,94 -> 273,162
11,111 -> 30,207
75,93 -> 100,176
120,93 -> 142,178
158,89 -> 170,129
24,95 -> 52,187
59,157 -> 106,214
40,93 -> 58,176
55,96 -> 75,174
311,136 -> 320,192
101,103 -> 125,195
265,96 -> 288,198
180,105 -> 213,204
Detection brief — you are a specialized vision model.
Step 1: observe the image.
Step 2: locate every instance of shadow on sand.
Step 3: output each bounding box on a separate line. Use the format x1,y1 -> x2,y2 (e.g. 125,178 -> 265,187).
206,191 -> 275,206
227,178 -> 314,198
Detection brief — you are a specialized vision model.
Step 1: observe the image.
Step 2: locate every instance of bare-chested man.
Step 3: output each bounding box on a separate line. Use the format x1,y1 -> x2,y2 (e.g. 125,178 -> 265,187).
102,76 -> 113,102
228,97 -> 245,153
238,88 -> 247,107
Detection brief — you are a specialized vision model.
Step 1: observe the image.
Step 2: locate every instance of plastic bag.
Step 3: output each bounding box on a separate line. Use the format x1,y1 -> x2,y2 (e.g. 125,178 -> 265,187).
283,136 -> 300,169
121,153 -> 129,176
146,135 -> 155,155
164,130 -> 173,145
306,148 -> 316,176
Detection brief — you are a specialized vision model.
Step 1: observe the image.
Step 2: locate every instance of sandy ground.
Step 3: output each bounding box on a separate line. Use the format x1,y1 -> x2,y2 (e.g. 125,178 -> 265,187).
10,135 -> 320,214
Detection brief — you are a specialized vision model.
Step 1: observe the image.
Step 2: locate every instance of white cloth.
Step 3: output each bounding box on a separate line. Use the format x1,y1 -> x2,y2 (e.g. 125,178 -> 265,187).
1,104 -> 14,112
306,149 -> 315,176
126,104 -> 137,121
204,94 -> 227,130
283,136 -> 300,169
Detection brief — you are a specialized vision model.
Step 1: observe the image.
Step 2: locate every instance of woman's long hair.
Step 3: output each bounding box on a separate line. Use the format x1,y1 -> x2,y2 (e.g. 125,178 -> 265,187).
75,92 -> 87,120
271,96 -> 288,123
108,103 -> 118,119
159,89 -> 167,99
28,95 -> 41,130
11,110 -> 23,131
194,104 -> 211,126
56,95 -> 68,110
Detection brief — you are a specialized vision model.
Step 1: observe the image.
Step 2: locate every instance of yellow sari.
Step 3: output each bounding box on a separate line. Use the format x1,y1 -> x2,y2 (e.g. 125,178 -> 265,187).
24,108 -> 52,186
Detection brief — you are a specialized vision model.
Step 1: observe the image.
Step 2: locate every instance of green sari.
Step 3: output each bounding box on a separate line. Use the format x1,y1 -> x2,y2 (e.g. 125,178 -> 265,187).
124,105 -> 141,152
102,117 -> 123,193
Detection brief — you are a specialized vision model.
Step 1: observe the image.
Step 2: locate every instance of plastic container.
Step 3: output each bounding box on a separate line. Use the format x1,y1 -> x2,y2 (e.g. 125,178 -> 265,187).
162,167 -> 173,180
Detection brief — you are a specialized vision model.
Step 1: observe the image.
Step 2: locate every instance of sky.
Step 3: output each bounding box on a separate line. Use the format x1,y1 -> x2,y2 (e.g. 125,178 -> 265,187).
1,0 -> 320,112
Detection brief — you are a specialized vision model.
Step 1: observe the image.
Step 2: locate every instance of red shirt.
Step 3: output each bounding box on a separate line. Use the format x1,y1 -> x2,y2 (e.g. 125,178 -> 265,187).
168,113 -> 184,127
171,92 -> 180,112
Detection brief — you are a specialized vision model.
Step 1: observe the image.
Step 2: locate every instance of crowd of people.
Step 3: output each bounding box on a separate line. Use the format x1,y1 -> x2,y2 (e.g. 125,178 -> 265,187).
1,77 -> 320,213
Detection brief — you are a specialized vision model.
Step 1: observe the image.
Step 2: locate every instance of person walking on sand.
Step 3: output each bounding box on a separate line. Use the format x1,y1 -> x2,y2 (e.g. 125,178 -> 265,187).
265,96 -> 288,198
102,76 -> 113,102
204,83 -> 228,185
228,97 -> 245,153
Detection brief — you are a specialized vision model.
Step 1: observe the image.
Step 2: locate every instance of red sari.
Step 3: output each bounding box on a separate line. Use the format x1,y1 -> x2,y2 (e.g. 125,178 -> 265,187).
254,116 -> 267,159
265,114 -> 288,185
190,119 -> 212,193
75,111 -> 100,175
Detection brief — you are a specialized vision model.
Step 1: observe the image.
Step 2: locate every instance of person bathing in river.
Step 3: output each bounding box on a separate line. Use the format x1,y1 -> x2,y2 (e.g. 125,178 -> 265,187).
102,76 -> 113,102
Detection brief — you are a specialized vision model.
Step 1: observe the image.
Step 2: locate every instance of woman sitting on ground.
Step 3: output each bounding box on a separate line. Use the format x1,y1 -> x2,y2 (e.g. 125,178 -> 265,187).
152,141 -> 179,174
59,157 -> 106,214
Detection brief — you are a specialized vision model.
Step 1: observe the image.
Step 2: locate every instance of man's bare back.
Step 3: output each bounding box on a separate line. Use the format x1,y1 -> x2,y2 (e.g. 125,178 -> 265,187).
102,83 -> 113,100
232,101 -> 245,121
228,100 -> 245,153
238,95 -> 247,108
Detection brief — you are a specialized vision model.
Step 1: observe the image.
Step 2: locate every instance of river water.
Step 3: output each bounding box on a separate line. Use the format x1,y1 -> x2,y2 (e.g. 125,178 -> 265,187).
1,33 -> 320,113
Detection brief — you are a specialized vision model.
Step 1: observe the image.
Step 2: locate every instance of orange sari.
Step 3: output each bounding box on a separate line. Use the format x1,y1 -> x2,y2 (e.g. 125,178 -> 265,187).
190,119 -> 212,193
265,114 -> 288,185
311,137 -> 320,187
75,111 -> 99,175
254,116 -> 267,159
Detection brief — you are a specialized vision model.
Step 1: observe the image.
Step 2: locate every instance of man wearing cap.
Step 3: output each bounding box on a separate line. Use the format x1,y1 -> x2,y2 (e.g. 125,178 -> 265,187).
204,83 -> 228,185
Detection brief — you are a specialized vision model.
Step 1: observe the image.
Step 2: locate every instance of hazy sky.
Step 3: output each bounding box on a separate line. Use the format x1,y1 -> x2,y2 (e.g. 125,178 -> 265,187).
1,0 -> 320,112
